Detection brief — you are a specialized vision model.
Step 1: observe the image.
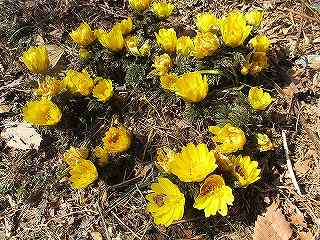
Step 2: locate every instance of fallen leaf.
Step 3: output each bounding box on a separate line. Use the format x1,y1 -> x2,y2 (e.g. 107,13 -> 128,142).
1,122 -> 42,150
46,44 -> 64,68
253,202 -> 292,240
290,210 -> 307,227
0,105 -> 11,113
299,231 -> 315,240
34,35 -> 45,46
89,231 -> 103,240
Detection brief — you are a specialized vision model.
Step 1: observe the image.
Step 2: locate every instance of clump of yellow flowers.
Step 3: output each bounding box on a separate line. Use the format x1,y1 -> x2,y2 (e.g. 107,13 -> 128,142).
21,46 -> 49,74
152,1 -> 174,18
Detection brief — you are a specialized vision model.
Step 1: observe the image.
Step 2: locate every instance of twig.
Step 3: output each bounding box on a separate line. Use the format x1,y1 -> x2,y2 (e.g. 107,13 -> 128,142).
96,202 -> 111,240
281,130 -> 302,195
111,211 -> 141,239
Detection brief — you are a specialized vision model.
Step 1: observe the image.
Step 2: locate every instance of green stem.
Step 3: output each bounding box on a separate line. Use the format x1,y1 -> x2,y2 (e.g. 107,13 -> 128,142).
199,69 -> 223,75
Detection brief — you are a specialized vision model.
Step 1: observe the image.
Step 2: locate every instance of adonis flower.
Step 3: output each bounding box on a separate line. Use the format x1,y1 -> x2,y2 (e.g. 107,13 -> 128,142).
95,27 -> 125,52
256,133 -> 273,152
193,175 -> 234,217
219,9 -> 252,47
245,10 -> 264,27
102,127 -> 131,154
160,73 -> 178,91
34,76 -> 64,97
155,28 -> 177,53
176,36 -> 194,56
125,36 -> 151,57
129,0 -> 151,11
63,147 -> 89,165
146,177 -> 185,226
229,155 -> 261,187
247,87 -> 273,110
69,159 -> 98,189
94,146 -> 109,167
168,143 -> 217,182
20,46 -> 49,74
64,69 -> 95,96
250,35 -> 270,52
241,52 -> 268,75
92,77 -> 113,103
209,123 -> 246,154
152,53 -> 173,76
114,17 -> 133,36
175,71 -> 208,103
192,32 -> 220,59
70,22 -> 96,46
152,1 -> 174,18
155,147 -> 174,172
195,12 -> 219,33
23,98 -> 62,126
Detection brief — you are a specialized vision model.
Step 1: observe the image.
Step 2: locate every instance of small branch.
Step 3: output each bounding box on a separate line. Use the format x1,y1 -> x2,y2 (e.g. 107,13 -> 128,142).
96,202 -> 111,240
281,130 -> 302,195
111,211 -> 141,239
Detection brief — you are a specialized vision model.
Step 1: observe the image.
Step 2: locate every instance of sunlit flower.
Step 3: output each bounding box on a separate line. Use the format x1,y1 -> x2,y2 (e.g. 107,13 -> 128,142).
245,10 -> 264,27
146,177 -> 185,226
241,52 -> 268,75
129,0 -> 152,11
208,123 -> 246,154
63,147 -> 89,166
139,41 -> 151,56
152,1 -> 174,18
160,73 -> 178,91
219,9 -> 253,47
20,46 -> 49,74
192,32 -> 220,59
92,77 -> 113,103
69,159 -> 98,189
176,36 -> 194,56
34,76 -> 64,97
125,35 -> 141,56
168,143 -> 217,182
94,146 -> 109,167
152,53 -> 173,76
250,35 -> 270,52
155,28 -> 177,53
114,17 -> 133,36
95,27 -> 125,52
156,147 -> 175,172
79,48 -> 91,60
175,71 -> 208,103
193,175 -> 234,217
23,98 -> 62,126
70,22 -> 96,46
256,133 -> 273,152
247,86 -> 273,110
195,12 -> 219,33
64,69 -> 95,96
102,127 -> 131,154
213,151 -> 233,171
229,155 -> 261,187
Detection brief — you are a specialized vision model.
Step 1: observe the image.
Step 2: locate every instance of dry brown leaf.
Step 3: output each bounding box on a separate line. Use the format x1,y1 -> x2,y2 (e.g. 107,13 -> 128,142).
299,231 -> 315,240
34,35 -> 45,46
290,210 -> 307,227
89,231 -> 103,240
253,202 -> 292,240
0,104 -> 11,113
46,44 -> 64,68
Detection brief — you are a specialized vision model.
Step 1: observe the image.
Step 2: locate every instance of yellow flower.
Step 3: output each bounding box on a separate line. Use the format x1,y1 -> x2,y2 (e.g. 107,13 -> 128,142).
129,0 -> 151,11
20,46 -> 49,74
102,127 -> 131,154
160,73 -> 178,91
195,12 -> 219,33
193,175 -> 234,217
209,123 -> 246,154
175,71 -> 208,103
219,9 -> 253,47
250,35 -> 270,52
34,76 -> 64,97
155,147 -> 174,172
94,146 -> 109,167
69,159 -> 98,189
192,32 -> 220,59
247,87 -> 273,110
152,1 -> 174,18
176,36 -> 194,56
92,77 -> 113,103
23,98 -> 62,126
152,53 -> 173,76
229,155 -> 261,187
168,143 -> 217,182
125,35 -> 141,56
63,147 -> 89,166
155,28 -> 177,53
241,52 -> 268,75
114,17 -> 133,35
95,27 -> 125,52
70,22 -> 96,46
256,133 -> 273,152
245,10 -> 264,27
139,41 -> 151,56
146,177 -> 185,226
79,48 -> 91,60
64,69 -> 95,96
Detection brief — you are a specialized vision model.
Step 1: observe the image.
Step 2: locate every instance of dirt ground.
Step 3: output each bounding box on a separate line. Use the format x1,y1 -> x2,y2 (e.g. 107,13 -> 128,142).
1,0 -> 320,239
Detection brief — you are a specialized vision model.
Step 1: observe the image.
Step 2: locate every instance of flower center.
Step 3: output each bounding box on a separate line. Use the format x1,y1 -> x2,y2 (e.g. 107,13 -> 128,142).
109,132 -> 120,144
234,165 -> 246,178
153,194 -> 166,207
